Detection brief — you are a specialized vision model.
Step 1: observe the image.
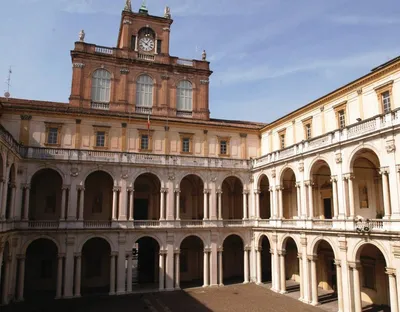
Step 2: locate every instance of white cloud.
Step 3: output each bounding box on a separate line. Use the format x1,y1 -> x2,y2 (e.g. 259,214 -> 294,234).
329,15 -> 400,25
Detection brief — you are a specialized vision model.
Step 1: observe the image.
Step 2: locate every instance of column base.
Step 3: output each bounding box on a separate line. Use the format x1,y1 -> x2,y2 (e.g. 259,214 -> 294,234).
116,290 -> 126,295
218,283 -> 224,287
109,292 -> 116,296
243,281 -> 249,284
73,294 -> 81,298
174,287 -> 181,290
202,284 -> 209,288
311,301 -> 320,306
280,290 -> 288,294
383,215 -> 391,220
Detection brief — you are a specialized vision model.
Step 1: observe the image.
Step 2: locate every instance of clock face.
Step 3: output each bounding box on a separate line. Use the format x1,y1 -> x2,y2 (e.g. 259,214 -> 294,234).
139,37 -> 155,52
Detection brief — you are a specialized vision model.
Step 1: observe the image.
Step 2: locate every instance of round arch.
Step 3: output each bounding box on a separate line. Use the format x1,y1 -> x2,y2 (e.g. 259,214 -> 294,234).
81,168 -> 116,185
280,234 -> 301,251
178,172 -> 206,187
132,170 -> 163,186
88,67 -> 114,79
257,173 -> 271,188
278,165 -> 297,184
309,237 -> 339,259
307,156 -> 333,180
221,232 -> 246,247
347,145 -> 382,173
131,234 -> 163,250
134,72 -> 156,84
352,240 -> 390,266
77,234 -> 115,253
28,166 -> 65,184
22,235 -> 61,256
257,233 -> 272,249
173,78 -> 197,89
218,173 -> 245,190
178,233 -> 207,249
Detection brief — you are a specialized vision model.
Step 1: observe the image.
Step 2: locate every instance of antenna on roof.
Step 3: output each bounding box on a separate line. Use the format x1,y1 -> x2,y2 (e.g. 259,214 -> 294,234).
4,66 -> 12,99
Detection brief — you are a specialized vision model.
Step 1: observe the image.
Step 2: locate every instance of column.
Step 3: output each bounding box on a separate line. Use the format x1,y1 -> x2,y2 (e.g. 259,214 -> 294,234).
380,168 -> 392,217
174,251 -> 180,289
23,184 -> 30,220
17,255 -> 25,301
56,254 -> 64,298
300,237 -> 309,303
244,249 -> 249,283
217,190 -> 222,220
74,253 -> 81,297
277,186 -> 283,218
8,183 -> 16,219
331,177 -> 339,218
347,175 -> 355,218
307,182 -> 314,219
63,237 -> 75,298
1,256 -> 10,304
243,191 -> 248,220
159,252 -> 165,290
274,246 -> 280,291
0,177 -> 8,219
386,268 -> 399,312
218,249 -> 223,286
128,188 -> 134,221
60,186 -> 68,220
296,183 -> 301,218
256,249 -> 262,284
254,190 -> 259,219
300,180 -> 307,218
335,259 -> 344,312
78,186 -> 85,221
279,250 -> 286,293
269,187 -> 274,218
298,253 -> 304,301
203,249 -> 209,287
126,252 -> 132,292
309,255 -> 318,305
175,189 -> 180,220
203,189 -> 209,220
351,262 -> 362,312
112,187 -> 119,220
109,253 -> 116,295
160,189 -> 165,220
0,179 -> 3,217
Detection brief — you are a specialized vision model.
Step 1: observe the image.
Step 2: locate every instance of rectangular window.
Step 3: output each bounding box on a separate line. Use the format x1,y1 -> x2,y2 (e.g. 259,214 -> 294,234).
157,39 -> 162,54
131,36 -> 136,50
305,124 -> 312,140
141,134 -> 149,150
220,140 -> 227,155
280,134 -> 285,149
182,138 -> 190,153
47,128 -> 58,145
338,110 -> 346,129
96,131 -> 105,147
362,264 -> 375,289
382,91 -> 391,114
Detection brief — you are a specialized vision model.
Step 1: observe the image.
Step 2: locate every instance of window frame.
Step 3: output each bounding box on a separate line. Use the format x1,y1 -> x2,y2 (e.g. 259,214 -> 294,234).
44,123 -> 63,147
138,129 -> 154,152
136,74 -> 154,108
176,80 -> 193,112
375,80 -> 394,115
302,117 -> 313,140
217,136 -> 230,157
179,133 -> 194,155
93,125 -> 110,150
278,129 -> 286,149
91,69 -> 111,104
333,101 -> 347,130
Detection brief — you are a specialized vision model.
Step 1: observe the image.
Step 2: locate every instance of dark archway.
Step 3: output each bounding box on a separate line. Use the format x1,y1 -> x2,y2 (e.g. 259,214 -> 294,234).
180,236 -> 204,288
29,169 -> 63,220
179,175 -> 204,220
280,168 -> 297,219
84,171 -> 113,220
259,175 -> 271,219
222,177 -> 243,219
223,235 -> 244,284
81,238 -> 111,295
24,238 -> 58,300
282,237 -> 300,294
310,161 -> 333,219
0,241 -> 10,305
5,164 -> 15,219
131,237 -> 160,287
133,173 -> 161,220
260,235 -> 272,283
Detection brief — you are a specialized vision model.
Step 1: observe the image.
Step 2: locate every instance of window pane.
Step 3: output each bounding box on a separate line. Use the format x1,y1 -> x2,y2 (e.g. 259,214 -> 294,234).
136,75 -> 153,107
220,141 -> 227,154
96,131 -> 105,147
177,80 -> 193,111
48,128 -> 58,144
91,69 -> 111,103
141,135 -> 149,150
182,138 -> 190,152
382,91 -> 391,114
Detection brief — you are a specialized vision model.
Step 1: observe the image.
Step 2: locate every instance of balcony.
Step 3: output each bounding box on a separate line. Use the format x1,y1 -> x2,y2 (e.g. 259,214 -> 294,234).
135,106 -> 152,115
176,110 -> 192,118
91,102 -> 110,110
94,46 -> 114,55
254,109 -> 400,168
137,53 -> 155,62
176,58 -> 194,67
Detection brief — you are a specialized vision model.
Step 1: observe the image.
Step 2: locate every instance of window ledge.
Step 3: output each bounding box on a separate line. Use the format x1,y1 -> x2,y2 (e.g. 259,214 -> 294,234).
93,146 -> 109,150
44,143 -> 61,147
180,151 -> 193,155
139,149 -> 152,153
218,154 -> 231,158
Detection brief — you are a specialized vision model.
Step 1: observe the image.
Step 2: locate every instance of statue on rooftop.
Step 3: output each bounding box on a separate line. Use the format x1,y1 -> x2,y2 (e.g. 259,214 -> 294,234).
124,0 -> 132,12
164,6 -> 171,19
202,50 -> 207,61
79,29 -> 85,42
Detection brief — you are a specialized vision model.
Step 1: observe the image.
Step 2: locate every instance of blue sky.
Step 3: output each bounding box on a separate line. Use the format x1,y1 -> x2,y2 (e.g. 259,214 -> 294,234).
1,0 -> 400,123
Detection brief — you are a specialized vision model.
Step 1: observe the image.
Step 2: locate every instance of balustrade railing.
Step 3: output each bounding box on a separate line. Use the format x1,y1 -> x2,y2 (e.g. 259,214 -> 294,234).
84,220 -> 112,228
176,58 -> 194,66
312,219 -> 333,229
94,46 -> 114,55
133,220 -> 160,228
91,102 -> 110,110
28,221 -> 59,228
223,220 -> 244,227
180,220 -> 203,228
135,106 -> 152,114
137,53 -> 155,61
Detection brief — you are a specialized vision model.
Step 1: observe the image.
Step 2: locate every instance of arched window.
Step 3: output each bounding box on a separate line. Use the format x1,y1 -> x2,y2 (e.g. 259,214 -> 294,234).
136,75 -> 153,107
91,69 -> 111,103
177,80 -> 193,111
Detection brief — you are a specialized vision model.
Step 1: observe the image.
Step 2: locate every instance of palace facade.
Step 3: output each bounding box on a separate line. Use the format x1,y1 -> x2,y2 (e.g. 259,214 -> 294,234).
1,2 -> 400,312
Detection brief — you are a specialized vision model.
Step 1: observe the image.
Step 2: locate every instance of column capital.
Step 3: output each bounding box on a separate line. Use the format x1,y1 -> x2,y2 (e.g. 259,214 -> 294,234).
161,187 -> 168,193
268,186 -> 274,192
385,267 -> 397,276
330,175 -> 338,183
269,248 -> 274,255
243,190 -> 250,195
16,254 -> 26,260
343,173 -> 355,180
203,189 -> 211,194
113,186 -> 121,192
125,251 -> 133,258
58,253 -> 66,259
297,252 -> 302,260
216,189 -> 223,194
348,261 -> 361,269
217,247 -> 224,252
159,250 -> 168,255
379,167 -> 390,175
110,251 -> 118,257
295,181 -> 301,188
204,247 -> 212,253
126,187 -> 134,192
62,184 -> 71,191
74,252 -> 82,258
278,249 -> 286,256
174,249 -> 181,255
253,189 -> 261,194
244,246 -> 251,252
334,259 -> 341,267
22,183 -> 31,190
76,185 -> 85,191
275,185 -> 283,191
307,254 -> 318,262
174,188 -> 181,193
304,180 -> 314,187
255,247 -> 263,252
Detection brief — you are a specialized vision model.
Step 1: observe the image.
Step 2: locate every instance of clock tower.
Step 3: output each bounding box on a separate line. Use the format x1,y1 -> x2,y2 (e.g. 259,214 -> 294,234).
69,1 -> 212,120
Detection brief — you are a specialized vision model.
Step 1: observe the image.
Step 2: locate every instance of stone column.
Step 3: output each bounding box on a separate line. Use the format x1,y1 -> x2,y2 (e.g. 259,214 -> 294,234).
77,186 -> 85,221
347,174 -> 355,218
16,255 -> 25,301
350,262 -> 362,312
309,255 -> 318,305
63,237 -> 75,298
128,188 -> 134,220
203,249 -> 210,287
307,181 -> 314,219
243,191 -> 249,220
56,254 -> 64,298
269,187 -> 274,218
300,236 -> 309,303
254,190 -> 260,219
175,189 -> 180,220
109,252 -> 116,295
8,183 -> 16,219
174,250 -> 180,289
256,249 -> 262,284
273,240 -> 280,291
60,185 -> 69,220
0,179 -> 4,218
334,259 -> 343,312
277,186 -> 283,218
298,253 -> 304,301
279,250 -> 286,293
270,248 -> 276,290
217,190 -> 222,220
74,253 -> 82,297
244,248 -> 249,283
112,187 -> 119,220
386,268 -> 399,312
159,252 -> 165,290
126,252 -> 132,292
203,189 -> 209,220
23,184 -> 30,220
296,182 -> 301,218
218,248 -> 223,285
1,255 -> 10,304
380,168 -> 392,217
0,176 -> 8,220
330,176 -> 338,218
160,189 -> 166,220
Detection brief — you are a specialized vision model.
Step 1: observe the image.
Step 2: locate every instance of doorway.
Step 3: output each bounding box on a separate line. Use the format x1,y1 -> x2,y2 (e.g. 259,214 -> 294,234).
134,199 -> 148,220
323,198 -> 332,219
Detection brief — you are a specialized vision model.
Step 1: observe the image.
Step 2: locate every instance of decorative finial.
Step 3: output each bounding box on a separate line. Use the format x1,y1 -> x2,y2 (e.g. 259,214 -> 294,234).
164,6 -> 171,19
124,0 -> 132,12
202,50 -> 207,61
139,0 -> 148,14
79,29 -> 85,42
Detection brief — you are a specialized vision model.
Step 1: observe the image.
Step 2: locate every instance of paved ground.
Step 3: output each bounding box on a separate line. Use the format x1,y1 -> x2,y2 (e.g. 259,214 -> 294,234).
3,284 -> 323,312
